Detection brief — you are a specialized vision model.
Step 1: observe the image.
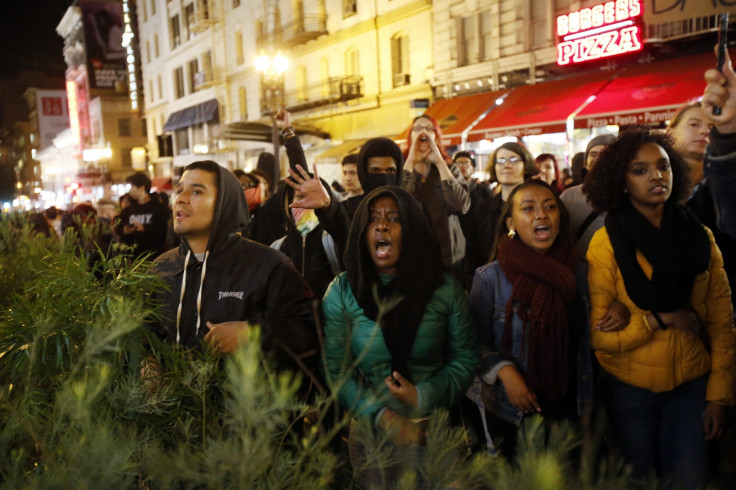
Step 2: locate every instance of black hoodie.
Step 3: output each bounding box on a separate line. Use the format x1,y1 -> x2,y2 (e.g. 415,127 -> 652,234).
150,162 -> 318,368
343,137 -> 405,220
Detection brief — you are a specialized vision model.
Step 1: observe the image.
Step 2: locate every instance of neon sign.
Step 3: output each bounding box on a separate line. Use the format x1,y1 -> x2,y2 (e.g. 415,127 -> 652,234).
65,80 -> 81,152
556,0 -> 643,66
122,0 -> 139,113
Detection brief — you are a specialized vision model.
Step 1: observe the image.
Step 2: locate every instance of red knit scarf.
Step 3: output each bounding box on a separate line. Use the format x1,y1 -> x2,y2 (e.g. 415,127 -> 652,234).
497,234 -> 578,403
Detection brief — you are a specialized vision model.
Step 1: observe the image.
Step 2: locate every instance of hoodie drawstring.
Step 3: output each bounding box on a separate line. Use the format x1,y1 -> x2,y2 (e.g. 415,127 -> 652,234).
175,249 -> 210,344
175,251 -> 191,345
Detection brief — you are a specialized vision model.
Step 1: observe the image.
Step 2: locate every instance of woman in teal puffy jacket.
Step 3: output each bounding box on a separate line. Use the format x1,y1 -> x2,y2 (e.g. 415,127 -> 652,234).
322,186 -> 478,486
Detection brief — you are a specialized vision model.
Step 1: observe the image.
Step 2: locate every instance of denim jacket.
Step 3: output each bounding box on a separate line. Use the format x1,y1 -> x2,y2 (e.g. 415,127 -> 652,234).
468,260 -> 594,426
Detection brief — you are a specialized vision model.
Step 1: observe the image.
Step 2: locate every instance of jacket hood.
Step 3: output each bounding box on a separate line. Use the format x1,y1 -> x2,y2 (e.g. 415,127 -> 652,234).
178,161 -> 249,254
356,137 -> 404,192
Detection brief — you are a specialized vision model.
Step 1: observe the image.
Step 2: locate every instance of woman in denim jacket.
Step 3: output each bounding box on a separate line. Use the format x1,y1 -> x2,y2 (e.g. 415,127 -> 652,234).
468,180 -> 596,460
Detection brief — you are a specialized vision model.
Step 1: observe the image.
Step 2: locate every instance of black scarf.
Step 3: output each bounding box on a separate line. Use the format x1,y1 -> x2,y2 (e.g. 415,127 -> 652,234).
604,200 -> 710,312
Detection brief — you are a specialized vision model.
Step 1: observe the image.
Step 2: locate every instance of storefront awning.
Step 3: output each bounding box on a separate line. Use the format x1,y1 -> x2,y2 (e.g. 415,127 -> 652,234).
219,121 -> 330,142
573,51 -> 731,129
314,139 -> 369,164
408,90 -> 510,146
467,72 -> 613,141
151,176 -> 173,192
163,99 -> 220,132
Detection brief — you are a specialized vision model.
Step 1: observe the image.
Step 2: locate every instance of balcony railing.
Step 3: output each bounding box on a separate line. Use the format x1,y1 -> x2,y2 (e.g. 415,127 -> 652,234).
283,75 -> 363,112
256,14 -> 327,50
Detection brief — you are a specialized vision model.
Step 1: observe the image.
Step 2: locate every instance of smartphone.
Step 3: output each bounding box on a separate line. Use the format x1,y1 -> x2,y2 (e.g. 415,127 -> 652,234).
714,13 -> 729,116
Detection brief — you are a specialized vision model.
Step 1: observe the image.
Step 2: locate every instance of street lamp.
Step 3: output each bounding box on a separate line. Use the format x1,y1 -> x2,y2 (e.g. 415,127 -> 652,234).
255,51 -> 289,191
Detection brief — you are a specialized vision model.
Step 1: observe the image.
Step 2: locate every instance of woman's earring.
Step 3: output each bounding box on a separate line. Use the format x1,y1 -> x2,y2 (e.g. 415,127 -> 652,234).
508,228 -> 516,238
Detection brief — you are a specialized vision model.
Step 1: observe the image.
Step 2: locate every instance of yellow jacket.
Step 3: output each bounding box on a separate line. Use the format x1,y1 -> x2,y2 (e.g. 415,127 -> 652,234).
587,226 -> 736,406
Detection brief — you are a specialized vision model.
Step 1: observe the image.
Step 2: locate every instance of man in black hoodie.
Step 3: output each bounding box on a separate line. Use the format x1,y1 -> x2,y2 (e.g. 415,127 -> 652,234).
150,160 -> 318,371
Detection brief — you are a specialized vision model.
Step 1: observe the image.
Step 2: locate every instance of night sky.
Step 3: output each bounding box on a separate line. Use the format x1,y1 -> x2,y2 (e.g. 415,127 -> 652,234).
0,0 -> 76,80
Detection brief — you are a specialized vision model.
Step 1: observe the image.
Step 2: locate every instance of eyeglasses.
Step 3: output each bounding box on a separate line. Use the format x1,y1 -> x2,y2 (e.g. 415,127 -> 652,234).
411,125 -> 436,133
496,156 -> 522,166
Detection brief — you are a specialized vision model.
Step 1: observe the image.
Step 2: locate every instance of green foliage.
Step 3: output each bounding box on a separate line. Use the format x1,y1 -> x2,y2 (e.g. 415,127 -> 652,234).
0,218 -> 651,489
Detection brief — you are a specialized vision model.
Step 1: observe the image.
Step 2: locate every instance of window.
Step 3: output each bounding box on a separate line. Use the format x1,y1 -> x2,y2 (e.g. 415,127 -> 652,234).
185,4 -> 195,40
146,41 -> 151,63
119,118 -> 132,137
174,67 -> 185,98
149,80 -> 154,102
479,9 -> 493,59
142,118 -> 148,137
531,2 -> 548,48
345,48 -> 359,76
232,0 -> 240,7
170,15 -> 181,49
203,50 -> 213,77
175,128 -> 189,154
238,87 -> 247,120
391,34 -> 409,87
459,15 -> 477,65
296,65 -> 307,102
151,0 -> 156,15
121,147 -> 133,168
157,75 -> 162,99
142,0 -> 148,22
235,31 -> 244,65
343,0 -> 356,18
188,58 -> 199,92
154,34 -> 159,57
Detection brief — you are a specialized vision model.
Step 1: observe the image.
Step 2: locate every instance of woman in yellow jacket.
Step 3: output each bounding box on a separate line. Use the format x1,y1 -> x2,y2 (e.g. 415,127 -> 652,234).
583,128 -> 735,488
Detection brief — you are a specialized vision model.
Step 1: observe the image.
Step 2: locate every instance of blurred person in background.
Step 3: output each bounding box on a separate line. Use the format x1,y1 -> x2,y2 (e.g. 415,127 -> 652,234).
560,134 -> 616,255
115,172 -> 171,259
455,150 -> 493,289
340,153 -> 363,201
534,153 -> 565,195
402,114 -> 470,270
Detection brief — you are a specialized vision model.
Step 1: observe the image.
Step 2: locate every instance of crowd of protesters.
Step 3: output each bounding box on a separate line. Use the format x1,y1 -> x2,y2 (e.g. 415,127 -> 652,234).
6,51 -> 736,489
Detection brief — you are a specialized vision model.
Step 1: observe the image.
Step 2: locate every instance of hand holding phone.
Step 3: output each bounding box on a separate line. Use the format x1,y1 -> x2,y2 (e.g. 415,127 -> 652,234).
714,13 -> 729,116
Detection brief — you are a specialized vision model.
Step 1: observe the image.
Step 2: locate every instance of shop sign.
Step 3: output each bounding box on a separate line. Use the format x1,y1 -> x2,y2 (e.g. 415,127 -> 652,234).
578,107 -> 679,128
556,0 -> 643,66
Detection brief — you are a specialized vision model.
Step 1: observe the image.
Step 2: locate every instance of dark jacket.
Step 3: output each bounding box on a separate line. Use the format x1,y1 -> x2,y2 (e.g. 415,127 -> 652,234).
464,192 -> 504,275
150,164 -> 318,368
115,197 -> 171,258
273,175 -> 349,300
459,181 -> 493,288
401,164 -> 471,267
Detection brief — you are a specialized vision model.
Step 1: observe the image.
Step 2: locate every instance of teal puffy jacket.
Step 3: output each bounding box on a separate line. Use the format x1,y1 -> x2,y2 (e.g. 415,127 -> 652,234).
322,272 -> 479,424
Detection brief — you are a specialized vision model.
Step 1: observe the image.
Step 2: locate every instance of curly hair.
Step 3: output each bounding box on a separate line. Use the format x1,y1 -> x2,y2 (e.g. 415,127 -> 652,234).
402,114 -> 451,163
488,142 -> 537,183
583,128 -> 691,212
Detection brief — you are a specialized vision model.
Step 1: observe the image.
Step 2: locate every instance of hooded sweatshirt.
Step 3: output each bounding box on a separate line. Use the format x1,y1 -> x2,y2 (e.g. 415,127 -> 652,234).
343,137 -> 405,220
150,162 -> 318,368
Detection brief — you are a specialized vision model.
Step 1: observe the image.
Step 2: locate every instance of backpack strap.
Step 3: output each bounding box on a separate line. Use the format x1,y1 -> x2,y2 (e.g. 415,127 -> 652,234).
321,230 -> 342,276
576,211 -> 600,240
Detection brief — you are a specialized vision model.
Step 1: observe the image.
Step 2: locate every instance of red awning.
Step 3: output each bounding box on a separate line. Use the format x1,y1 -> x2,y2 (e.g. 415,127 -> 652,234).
151,176 -> 173,192
467,71 -> 614,141
573,51 -> 729,129
397,90 -> 509,146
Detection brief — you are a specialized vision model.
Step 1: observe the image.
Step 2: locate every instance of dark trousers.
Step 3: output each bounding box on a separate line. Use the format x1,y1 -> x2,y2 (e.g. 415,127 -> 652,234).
601,373 -> 708,489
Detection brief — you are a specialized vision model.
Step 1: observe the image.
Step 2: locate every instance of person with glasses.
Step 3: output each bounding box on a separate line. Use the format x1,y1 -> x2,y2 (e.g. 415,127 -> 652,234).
401,115 -> 470,269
